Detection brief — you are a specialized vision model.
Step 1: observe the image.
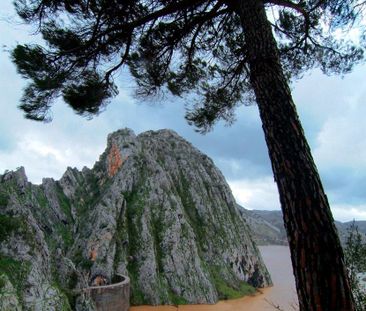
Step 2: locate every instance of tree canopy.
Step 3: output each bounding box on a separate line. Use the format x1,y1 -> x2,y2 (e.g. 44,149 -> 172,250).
344,223 -> 366,311
12,0 -> 364,127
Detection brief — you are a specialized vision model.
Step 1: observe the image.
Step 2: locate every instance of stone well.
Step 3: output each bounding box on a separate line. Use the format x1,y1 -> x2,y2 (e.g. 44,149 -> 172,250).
84,274 -> 130,311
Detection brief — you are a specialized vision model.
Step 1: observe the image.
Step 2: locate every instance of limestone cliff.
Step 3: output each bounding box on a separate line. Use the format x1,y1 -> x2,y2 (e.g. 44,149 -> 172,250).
0,128 -> 271,310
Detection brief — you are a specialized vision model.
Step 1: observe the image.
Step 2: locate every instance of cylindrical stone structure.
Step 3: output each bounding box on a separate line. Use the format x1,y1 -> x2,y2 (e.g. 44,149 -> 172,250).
84,275 -> 130,311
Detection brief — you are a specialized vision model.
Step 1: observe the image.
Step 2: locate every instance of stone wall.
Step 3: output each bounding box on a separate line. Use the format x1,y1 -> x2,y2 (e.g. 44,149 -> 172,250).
84,275 -> 130,311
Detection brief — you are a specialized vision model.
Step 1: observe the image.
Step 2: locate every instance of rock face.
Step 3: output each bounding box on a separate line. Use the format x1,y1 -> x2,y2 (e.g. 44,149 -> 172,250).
239,208 -> 288,245
0,128 -> 271,310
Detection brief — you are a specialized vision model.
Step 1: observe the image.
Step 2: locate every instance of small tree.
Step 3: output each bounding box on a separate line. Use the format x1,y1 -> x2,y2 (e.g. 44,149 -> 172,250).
344,223 -> 366,311
10,1 -> 365,310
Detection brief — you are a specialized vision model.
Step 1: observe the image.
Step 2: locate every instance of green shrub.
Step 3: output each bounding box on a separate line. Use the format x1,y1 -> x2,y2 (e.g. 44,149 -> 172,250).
0,192 -> 9,206
73,249 -> 93,270
210,267 -> 256,300
129,286 -> 147,306
0,215 -> 25,241
0,274 -> 6,290
169,291 -> 188,305
56,224 -> 73,250
344,223 -> 366,311
0,256 -> 29,300
80,258 -> 93,270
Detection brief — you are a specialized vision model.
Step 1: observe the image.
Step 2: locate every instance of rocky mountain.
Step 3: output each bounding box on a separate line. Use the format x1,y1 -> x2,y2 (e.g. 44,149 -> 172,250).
242,208 -> 366,245
239,208 -> 287,245
0,128 -> 271,311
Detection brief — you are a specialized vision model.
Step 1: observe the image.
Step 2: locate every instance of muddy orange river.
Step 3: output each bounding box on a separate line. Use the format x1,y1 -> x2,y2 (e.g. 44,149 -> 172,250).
131,246 -> 298,311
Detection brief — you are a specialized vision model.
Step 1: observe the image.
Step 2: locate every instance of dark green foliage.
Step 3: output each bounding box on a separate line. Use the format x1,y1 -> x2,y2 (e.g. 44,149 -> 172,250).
11,0 -> 364,129
35,188 -> 49,209
51,283 -> 73,311
127,256 -> 147,305
0,256 -> 30,301
11,30 -> 117,121
169,291 -> 188,305
48,251 -> 76,310
124,187 -> 147,305
0,192 -> 9,207
62,71 -> 118,117
0,215 -> 28,242
11,44 -> 66,121
210,266 -> 256,300
151,211 -> 165,275
79,258 -> 93,270
124,188 -> 146,224
68,272 -> 78,290
344,223 -> 366,311
45,223 -> 72,252
0,275 -> 6,290
345,224 -> 366,271
129,286 -> 147,306
49,274 -> 74,311
112,209 -> 128,273
176,172 -> 206,243
56,224 -> 74,250
73,249 -> 93,270
0,215 -> 19,241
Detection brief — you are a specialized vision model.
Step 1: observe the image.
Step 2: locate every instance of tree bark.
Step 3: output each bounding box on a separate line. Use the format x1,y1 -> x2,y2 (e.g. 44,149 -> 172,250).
228,0 -> 355,310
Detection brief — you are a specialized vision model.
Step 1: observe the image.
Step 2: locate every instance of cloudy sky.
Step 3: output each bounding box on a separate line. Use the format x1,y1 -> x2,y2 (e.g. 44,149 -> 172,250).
1,1 -> 366,222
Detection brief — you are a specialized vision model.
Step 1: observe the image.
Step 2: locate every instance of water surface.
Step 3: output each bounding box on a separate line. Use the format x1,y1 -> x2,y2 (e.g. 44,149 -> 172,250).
131,245 -> 297,311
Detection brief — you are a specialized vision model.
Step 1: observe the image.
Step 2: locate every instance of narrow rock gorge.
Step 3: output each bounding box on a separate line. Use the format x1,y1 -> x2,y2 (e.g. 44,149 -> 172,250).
0,128 -> 271,310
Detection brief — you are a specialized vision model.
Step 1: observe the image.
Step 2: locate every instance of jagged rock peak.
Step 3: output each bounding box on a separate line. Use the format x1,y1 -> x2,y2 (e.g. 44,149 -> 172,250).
0,128 -> 272,310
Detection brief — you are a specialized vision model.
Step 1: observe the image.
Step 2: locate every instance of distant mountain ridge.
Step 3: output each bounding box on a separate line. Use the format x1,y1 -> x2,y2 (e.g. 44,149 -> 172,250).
239,208 -> 288,245
241,207 -> 366,245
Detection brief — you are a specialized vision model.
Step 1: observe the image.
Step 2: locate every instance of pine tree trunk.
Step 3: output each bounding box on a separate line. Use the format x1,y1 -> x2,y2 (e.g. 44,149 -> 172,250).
228,0 -> 355,310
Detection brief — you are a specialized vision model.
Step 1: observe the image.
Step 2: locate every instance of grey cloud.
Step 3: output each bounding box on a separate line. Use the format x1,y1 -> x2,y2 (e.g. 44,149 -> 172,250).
1,0 -> 366,220
323,169 -> 366,204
